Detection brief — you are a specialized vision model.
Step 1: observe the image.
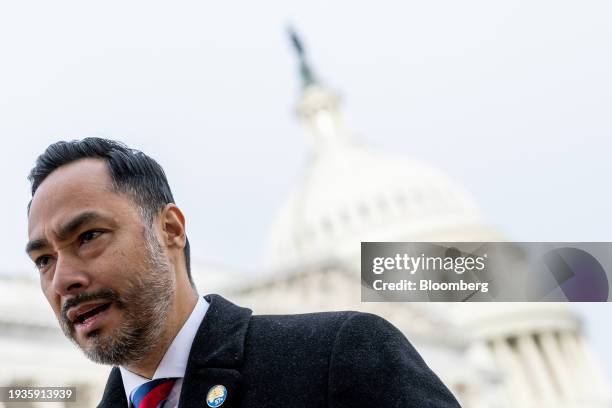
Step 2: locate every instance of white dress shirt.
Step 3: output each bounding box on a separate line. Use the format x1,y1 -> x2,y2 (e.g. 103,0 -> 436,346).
120,296 -> 209,408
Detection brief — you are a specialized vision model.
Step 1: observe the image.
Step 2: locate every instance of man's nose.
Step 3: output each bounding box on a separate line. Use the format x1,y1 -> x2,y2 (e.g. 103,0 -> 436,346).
51,253 -> 91,296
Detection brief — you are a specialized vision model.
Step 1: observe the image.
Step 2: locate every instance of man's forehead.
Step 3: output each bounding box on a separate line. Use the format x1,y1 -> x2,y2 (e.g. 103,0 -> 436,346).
35,158 -> 112,191
28,159 -> 123,237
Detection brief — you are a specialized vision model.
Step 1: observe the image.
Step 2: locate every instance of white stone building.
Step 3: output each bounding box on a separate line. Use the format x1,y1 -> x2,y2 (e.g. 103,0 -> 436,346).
235,56 -> 612,406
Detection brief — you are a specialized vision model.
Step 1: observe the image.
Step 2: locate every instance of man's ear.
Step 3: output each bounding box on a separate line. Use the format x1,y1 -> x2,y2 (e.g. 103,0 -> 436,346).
159,204 -> 187,250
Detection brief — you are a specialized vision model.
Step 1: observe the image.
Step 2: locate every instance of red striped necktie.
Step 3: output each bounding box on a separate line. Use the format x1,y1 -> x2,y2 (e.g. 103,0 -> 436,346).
130,377 -> 178,408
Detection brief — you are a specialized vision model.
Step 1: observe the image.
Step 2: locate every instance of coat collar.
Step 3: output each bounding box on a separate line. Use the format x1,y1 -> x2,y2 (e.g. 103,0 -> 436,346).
97,294 -> 252,408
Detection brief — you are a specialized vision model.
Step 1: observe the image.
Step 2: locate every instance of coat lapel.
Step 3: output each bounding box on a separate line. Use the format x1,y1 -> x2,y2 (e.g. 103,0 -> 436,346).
97,366 -> 128,408
97,294 -> 252,408
177,294 -> 252,408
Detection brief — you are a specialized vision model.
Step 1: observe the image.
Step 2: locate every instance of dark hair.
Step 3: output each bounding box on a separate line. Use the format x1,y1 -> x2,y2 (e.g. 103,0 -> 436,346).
28,137 -> 192,285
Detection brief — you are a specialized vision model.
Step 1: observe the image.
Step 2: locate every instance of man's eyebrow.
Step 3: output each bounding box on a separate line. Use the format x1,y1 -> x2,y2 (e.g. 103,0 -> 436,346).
25,238 -> 49,256
26,211 -> 114,255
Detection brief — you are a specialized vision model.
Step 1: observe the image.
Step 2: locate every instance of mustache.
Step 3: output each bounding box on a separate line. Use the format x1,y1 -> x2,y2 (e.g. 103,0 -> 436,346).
61,289 -> 121,324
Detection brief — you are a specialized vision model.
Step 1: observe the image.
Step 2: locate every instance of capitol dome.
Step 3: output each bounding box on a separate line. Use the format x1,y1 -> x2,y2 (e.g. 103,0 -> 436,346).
261,44 -> 612,403
265,82 -> 502,270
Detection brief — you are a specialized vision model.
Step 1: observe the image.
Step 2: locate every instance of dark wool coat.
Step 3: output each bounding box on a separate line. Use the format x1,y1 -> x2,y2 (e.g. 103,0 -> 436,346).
98,294 -> 461,407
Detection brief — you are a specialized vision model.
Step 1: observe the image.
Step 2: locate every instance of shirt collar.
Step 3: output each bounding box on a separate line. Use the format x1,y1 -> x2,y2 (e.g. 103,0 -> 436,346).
119,295 -> 209,403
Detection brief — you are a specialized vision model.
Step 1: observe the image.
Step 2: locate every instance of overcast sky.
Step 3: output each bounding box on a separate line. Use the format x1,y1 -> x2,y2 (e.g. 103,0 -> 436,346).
1,0 -> 611,378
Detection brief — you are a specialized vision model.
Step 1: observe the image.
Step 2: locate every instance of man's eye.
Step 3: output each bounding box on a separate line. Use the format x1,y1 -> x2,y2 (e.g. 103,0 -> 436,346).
35,256 -> 51,270
80,230 -> 103,244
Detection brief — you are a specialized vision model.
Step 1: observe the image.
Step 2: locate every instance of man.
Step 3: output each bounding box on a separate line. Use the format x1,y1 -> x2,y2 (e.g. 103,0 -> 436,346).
26,138 -> 461,408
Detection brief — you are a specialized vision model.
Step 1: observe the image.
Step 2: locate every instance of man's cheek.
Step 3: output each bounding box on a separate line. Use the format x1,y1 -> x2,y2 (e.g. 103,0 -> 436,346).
40,285 -> 59,313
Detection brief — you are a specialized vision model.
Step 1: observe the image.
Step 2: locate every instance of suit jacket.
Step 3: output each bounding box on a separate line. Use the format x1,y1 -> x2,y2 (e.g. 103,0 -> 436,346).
98,294 -> 460,407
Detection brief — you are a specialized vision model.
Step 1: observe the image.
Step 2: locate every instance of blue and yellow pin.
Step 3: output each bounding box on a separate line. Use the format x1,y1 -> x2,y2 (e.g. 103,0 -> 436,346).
206,385 -> 227,407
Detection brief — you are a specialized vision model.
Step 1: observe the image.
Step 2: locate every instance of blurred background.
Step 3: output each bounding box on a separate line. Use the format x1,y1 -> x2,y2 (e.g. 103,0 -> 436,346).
1,1 -> 611,406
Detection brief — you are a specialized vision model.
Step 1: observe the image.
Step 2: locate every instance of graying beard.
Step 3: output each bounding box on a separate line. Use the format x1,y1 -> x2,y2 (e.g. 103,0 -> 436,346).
76,225 -> 175,366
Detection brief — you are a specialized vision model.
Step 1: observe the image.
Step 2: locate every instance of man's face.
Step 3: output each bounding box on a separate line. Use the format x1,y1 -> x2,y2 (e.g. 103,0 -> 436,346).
27,158 -> 175,365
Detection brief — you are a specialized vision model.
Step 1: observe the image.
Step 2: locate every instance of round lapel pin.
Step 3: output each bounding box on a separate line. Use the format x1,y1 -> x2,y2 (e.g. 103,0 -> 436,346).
206,384 -> 227,407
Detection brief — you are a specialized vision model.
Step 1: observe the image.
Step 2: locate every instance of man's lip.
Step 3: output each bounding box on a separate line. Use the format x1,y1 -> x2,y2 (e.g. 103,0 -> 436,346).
67,301 -> 113,323
74,303 -> 113,336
